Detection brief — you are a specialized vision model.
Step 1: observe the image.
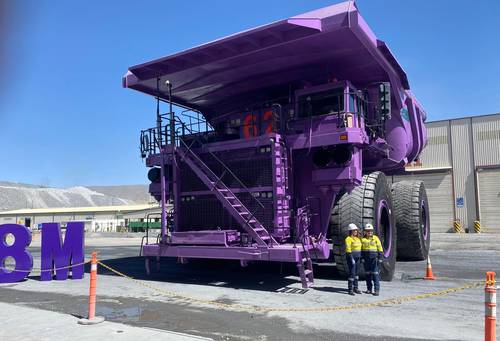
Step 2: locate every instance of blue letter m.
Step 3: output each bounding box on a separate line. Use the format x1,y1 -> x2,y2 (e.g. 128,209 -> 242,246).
41,222 -> 85,281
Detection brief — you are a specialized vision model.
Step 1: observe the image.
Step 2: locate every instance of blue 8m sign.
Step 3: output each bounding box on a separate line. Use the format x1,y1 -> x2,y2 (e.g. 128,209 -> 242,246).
0,222 -> 85,283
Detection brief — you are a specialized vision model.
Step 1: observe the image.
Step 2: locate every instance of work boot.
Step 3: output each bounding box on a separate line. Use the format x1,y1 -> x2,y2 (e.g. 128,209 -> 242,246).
354,289 -> 362,294
373,291 -> 380,296
348,290 -> 355,296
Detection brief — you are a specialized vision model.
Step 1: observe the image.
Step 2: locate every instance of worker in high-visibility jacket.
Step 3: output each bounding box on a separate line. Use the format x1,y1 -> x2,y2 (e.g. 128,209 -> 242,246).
361,223 -> 383,296
345,223 -> 362,295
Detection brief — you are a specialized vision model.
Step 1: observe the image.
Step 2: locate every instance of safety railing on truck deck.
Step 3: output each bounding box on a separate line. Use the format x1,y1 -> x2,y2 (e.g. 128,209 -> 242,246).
140,86 -> 384,158
141,109 -> 269,236
139,211 -> 175,255
140,109 -> 214,158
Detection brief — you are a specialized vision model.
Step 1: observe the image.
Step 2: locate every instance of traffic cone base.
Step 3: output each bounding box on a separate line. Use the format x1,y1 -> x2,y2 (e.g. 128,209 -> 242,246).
424,256 -> 436,280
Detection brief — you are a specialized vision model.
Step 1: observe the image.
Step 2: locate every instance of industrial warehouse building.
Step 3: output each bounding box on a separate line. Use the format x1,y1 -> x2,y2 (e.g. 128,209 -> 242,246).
396,113 -> 500,233
0,204 -> 160,232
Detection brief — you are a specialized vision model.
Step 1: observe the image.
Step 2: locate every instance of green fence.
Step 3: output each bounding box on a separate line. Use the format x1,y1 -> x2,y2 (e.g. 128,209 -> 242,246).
128,221 -> 161,232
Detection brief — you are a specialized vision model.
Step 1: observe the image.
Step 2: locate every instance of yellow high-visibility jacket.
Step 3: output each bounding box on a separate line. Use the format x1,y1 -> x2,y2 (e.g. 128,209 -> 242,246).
361,235 -> 383,253
345,236 -> 362,253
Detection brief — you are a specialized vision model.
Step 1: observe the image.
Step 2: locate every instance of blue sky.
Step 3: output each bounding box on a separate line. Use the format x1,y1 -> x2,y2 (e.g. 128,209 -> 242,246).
1,0 -> 499,187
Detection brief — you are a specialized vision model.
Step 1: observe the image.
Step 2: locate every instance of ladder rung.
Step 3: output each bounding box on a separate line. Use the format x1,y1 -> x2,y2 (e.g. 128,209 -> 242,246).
304,269 -> 312,275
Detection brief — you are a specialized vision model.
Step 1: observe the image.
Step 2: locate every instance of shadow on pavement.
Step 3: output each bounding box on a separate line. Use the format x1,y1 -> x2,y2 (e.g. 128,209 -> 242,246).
92,256 -> 346,293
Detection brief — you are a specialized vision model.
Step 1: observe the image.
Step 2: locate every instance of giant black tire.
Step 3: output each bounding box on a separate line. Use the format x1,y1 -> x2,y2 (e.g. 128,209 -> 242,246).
331,171 -> 397,281
392,181 -> 430,261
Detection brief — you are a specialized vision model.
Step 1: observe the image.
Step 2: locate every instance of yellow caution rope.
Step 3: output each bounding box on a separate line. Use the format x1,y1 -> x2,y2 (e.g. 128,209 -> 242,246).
97,260 -> 484,313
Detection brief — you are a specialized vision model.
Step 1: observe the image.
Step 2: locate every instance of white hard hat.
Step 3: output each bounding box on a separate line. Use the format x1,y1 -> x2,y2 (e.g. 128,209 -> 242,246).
348,223 -> 358,231
364,223 -> 374,231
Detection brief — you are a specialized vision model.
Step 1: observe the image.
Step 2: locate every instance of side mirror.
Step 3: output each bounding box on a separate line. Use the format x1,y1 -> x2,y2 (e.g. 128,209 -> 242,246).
378,82 -> 391,120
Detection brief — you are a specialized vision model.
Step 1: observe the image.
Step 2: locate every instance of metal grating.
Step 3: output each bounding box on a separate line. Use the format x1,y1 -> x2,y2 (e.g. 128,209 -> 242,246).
180,193 -> 274,233
180,148 -> 273,192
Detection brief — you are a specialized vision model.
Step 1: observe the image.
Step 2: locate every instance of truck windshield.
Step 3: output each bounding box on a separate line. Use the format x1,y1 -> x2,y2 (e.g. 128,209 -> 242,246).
298,88 -> 344,118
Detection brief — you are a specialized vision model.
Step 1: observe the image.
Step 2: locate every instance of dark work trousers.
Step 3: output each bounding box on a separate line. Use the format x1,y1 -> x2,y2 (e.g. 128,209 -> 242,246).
363,256 -> 380,292
346,252 -> 361,291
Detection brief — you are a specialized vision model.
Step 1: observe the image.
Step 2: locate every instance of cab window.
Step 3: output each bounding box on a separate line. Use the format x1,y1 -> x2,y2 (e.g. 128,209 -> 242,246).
298,88 -> 344,118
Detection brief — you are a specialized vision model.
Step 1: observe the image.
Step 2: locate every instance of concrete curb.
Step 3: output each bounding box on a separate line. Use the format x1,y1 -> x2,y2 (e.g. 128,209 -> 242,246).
77,316 -> 105,325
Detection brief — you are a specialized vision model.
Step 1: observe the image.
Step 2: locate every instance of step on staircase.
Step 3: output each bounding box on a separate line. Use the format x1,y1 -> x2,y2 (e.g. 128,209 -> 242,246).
176,146 -> 276,247
297,247 -> 314,288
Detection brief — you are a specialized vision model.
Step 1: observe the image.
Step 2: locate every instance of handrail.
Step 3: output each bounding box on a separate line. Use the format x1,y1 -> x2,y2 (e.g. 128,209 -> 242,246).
140,107 -> 268,230
176,136 -> 269,242
173,117 -> 265,210
206,150 -> 265,209
144,212 -> 162,245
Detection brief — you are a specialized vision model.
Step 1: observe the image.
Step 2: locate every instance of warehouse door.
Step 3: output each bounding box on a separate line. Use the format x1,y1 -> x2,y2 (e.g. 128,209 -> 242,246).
392,171 -> 454,233
478,168 -> 500,233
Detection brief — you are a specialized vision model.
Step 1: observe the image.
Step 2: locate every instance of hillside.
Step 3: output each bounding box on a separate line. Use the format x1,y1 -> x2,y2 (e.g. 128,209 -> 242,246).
0,182 -> 151,211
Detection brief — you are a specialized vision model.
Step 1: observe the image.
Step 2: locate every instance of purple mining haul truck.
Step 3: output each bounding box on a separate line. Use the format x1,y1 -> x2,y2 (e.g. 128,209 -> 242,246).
124,1 -> 429,288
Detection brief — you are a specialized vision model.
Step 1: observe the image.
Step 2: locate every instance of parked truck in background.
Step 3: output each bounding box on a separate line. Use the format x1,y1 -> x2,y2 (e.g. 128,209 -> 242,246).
123,1 -> 429,287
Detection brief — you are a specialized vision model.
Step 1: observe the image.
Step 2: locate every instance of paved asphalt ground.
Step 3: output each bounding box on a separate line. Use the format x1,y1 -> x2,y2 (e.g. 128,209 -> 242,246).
1,234 -> 499,341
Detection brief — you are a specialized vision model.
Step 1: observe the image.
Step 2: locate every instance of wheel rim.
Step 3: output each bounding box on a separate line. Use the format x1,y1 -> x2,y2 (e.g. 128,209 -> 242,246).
378,200 -> 392,258
421,200 -> 429,241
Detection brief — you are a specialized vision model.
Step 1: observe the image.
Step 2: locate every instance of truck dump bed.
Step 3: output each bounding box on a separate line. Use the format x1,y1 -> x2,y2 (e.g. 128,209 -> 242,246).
123,2 -> 413,118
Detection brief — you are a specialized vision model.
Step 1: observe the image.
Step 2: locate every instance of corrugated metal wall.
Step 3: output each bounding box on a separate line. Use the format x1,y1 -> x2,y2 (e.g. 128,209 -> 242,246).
472,114 -> 500,233
419,121 -> 452,168
477,168 -> 500,233
398,113 -> 500,233
450,119 -> 477,231
472,115 -> 500,166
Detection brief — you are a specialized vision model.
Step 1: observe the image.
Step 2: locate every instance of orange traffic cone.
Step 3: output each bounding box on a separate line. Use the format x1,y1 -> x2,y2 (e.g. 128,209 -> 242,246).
424,256 -> 436,280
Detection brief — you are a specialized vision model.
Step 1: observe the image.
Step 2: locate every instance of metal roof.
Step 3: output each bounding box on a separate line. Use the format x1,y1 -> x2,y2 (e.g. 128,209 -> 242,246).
0,204 -> 160,216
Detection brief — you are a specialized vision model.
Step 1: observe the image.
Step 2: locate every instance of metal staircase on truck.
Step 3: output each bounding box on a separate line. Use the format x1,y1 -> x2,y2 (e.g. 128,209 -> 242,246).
175,144 -> 277,247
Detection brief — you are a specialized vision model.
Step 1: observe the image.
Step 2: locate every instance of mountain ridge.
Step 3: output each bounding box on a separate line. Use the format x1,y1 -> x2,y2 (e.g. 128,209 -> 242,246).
0,183 -> 151,211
